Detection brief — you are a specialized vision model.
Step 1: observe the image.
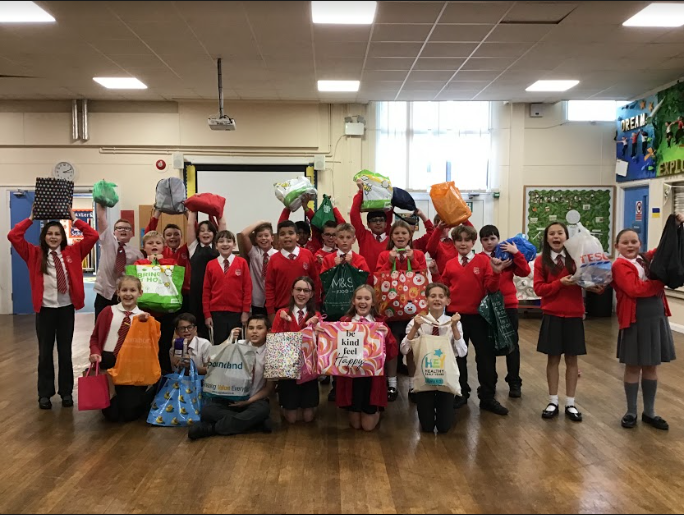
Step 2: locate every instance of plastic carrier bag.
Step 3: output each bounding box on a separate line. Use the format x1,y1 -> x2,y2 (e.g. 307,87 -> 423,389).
274,177 -> 317,211
93,180 -> 119,208
353,170 -> 393,212
494,234 -> 538,262
563,223 -> 613,288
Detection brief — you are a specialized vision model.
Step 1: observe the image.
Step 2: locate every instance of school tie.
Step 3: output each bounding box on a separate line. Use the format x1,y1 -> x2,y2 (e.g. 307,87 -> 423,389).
113,311 -> 132,356
223,258 -> 230,274
376,234 -> 383,243
556,255 -> 564,268
432,325 -> 440,336
51,251 -> 68,294
289,253 -> 296,260
114,242 -> 126,276
359,317 -> 368,323
297,310 -> 305,326
636,256 -> 651,279
461,256 -> 469,267
262,252 -> 269,279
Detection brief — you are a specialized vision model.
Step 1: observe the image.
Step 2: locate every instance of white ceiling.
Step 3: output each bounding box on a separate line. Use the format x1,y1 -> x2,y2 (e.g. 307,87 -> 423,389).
0,1 -> 682,103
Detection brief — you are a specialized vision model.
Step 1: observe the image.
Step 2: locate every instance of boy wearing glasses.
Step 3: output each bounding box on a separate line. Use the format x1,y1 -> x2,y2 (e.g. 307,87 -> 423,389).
169,313 -> 211,374
94,203 -> 143,320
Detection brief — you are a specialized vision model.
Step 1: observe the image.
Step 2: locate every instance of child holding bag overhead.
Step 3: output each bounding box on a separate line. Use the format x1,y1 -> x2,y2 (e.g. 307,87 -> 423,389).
89,275 -> 159,422
8,207 -> 98,410
533,222 -> 602,423
611,216 -> 684,430
238,220 -> 278,316
401,283 -> 466,434
272,277 -> 321,424
376,220 -> 427,402
350,179 -> 393,272
329,285 -> 397,431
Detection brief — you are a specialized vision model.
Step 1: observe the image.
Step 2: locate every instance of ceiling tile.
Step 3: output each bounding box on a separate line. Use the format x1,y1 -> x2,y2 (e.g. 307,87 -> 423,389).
429,24 -> 493,42
440,2 -> 513,23
396,91 -> 440,100
363,70 -> 410,82
368,43 -> 423,58
315,58 -> 365,75
485,24 -> 555,43
401,80 -> 446,90
471,42 -> 534,59
313,25 -> 371,43
502,2 -> 578,23
372,24 -> 433,42
407,70 -> 455,81
413,58 -> 466,71
461,57 -> 515,70
364,58 -> 416,71
561,1 -> 650,25
452,70 -> 501,81
316,42 -> 368,59
375,2 -> 445,23
421,43 -> 478,58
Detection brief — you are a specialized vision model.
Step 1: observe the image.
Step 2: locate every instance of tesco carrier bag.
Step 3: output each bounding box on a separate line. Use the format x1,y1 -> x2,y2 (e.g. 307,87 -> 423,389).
563,223 -> 612,288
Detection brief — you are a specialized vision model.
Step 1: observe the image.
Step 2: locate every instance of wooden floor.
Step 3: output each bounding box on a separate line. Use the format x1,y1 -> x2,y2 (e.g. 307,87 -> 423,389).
2,313 -> 684,514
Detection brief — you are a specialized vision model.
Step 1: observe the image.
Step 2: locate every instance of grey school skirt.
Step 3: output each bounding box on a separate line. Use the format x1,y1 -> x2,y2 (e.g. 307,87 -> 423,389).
617,296 -> 676,366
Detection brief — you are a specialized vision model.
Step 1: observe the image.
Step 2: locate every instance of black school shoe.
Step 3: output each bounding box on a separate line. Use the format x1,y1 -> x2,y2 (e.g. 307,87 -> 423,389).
565,405 -> 582,422
480,399 -> 509,416
621,414 -> 637,428
38,397 -> 52,410
188,421 -> 216,440
453,395 -> 468,409
408,388 -> 417,403
327,387 -> 336,402
320,376 -> 331,385
61,395 -> 74,408
642,413 -> 669,430
387,387 -> 398,402
508,383 -> 522,398
542,403 -> 559,419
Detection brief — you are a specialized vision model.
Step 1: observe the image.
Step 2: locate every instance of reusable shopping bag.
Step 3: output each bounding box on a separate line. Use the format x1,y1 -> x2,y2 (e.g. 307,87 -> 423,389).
147,360 -> 202,427
184,193 -> 225,231
320,263 -> 370,321
108,317 -> 162,386
316,321 -> 386,377
478,292 -> 516,356
77,363 -> 111,411
373,259 -> 428,321
33,177 -> 74,220
297,327 -> 318,385
265,332 -> 302,380
126,261 -> 185,313
391,187 -> 417,212
203,334 -> 255,401
494,233 -> 538,263
154,177 -> 186,214
274,177 -> 317,211
353,170 -> 393,211
410,333 -> 461,396
649,214 -> 684,289
310,194 -> 336,230
429,182 -> 471,226
563,223 -> 612,288
92,179 -> 119,208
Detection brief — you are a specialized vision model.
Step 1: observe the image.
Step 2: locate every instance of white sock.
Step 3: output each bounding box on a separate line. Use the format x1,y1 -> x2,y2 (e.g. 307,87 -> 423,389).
388,376 -> 397,388
549,394 -> 559,406
408,378 -> 415,390
566,397 -> 578,413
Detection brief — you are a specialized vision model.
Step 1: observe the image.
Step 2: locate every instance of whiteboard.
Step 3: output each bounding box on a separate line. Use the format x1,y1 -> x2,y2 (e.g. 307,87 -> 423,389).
196,169 -> 307,234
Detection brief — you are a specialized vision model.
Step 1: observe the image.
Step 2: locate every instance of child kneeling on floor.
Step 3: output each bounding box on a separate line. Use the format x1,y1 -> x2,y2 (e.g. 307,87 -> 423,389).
188,314 -> 275,440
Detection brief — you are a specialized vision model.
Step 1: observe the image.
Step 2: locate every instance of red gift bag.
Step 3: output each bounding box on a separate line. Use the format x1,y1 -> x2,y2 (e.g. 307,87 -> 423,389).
184,193 -> 226,229
78,363 -> 111,411
373,260 -> 428,321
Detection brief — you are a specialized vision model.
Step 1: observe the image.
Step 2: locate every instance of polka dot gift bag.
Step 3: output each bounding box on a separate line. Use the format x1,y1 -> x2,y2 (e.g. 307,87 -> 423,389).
33,177 -> 74,220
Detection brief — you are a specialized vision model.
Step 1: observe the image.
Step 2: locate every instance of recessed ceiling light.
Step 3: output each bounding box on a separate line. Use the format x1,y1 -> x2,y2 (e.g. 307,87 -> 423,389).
312,1 -> 377,24
623,2 -> 684,27
318,80 -> 360,92
526,80 -> 579,92
0,1 -> 55,22
93,77 -> 148,89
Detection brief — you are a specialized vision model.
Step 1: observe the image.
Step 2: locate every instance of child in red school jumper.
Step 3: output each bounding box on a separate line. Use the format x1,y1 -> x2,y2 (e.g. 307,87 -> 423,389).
89,275 -> 158,422
611,218 -> 684,430
324,285 -> 397,431
425,216 -> 476,275
278,193 -> 346,254
314,220 -> 340,273
350,179 -> 393,272
272,276 -> 322,424
8,207 -> 99,410
478,224 -> 531,398
237,220 -> 278,317
265,220 -> 321,324
533,222 -> 602,423
441,224 -> 508,415
396,209 -> 434,253
203,230 -> 252,346
376,220 -> 427,402
144,209 -> 190,310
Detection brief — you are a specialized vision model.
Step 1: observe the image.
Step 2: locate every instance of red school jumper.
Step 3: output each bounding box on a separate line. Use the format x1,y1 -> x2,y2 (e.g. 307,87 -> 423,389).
532,255 -> 584,318
145,216 -> 190,294
202,256 -> 252,319
279,206 -> 346,255
264,249 -> 321,314
271,309 -> 321,333
375,249 -> 427,272
320,251 -> 370,275
349,191 -> 393,272
441,253 -> 500,314
480,250 -> 531,309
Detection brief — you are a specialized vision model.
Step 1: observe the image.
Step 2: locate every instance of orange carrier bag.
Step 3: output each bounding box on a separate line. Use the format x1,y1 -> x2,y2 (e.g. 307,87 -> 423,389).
429,182 -> 472,226
108,317 -> 162,386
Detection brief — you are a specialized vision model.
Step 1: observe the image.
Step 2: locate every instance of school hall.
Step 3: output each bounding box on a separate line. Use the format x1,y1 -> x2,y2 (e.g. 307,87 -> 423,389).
2,1 -> 684,513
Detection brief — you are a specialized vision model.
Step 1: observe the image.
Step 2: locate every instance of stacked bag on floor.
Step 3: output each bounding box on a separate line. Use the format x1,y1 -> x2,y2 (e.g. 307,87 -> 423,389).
147,360 -> 202,427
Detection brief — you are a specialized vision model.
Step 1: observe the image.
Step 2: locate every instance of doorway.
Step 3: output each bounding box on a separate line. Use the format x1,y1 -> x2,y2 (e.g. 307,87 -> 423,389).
622,185 -> 649,252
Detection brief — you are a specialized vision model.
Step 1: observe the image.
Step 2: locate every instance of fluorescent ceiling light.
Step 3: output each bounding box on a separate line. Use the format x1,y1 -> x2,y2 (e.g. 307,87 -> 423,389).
312,1 -> 377,24
93,77 -> 148,89
526,80 -> 579,92
318,80 -> 360,92
623,2 -> 684,27
0,1 -> 55,22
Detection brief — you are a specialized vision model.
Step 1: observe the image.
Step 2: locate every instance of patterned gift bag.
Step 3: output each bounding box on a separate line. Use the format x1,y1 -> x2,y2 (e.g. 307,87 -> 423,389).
147,360 -> 202,427
297,327 -> 318,385
265,332 -> 302,380
316,321 -> 386,377
33,177 -> 74,220
373,260 -> 428,321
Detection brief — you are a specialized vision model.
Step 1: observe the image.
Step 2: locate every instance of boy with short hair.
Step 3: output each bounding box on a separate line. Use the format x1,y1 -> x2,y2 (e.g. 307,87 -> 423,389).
478,224 -> 530,398
265,221 -> 321,322
238,220 -> 278,316
441,225 -> 508,416
170,313 -> 212,375
278,194 -> 346,254
314,220 -> 340,273
320,223 -> 370,275
350,180 -> 393,271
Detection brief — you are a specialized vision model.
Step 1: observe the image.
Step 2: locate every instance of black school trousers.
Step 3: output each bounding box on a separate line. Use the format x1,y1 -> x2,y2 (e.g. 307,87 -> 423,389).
35,305 -> 75,399
504,308 -> 521,387
416,391 -> 455,433
201,397 -> 271,436
211,311 -> 243,346
99,352 -> 156,422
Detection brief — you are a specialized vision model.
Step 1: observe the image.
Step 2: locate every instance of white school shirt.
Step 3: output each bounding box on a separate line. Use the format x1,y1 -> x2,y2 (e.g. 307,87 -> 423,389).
248,246 -> 278,308
249,343 -> 267,398
400,313 -> 467,358
188,239 -> 213,259
352,313 -> 375,323
321,245 -> 335,253
218,253 -> 235,269
618,255 -> 646,281
281,246 -> 301,259
94,230 -> 144,300
102,303 -> 144,353
550,250 -> 567,264
42,248 -> 72,308
168,336 -> 212,371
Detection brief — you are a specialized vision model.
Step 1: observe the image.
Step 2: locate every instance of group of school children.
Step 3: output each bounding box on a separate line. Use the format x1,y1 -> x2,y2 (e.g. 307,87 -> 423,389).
8,178 -> 682,438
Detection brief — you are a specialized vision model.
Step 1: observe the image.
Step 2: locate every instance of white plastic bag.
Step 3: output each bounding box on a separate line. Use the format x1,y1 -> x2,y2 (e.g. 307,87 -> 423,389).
353,170 -> 393,212
274,177 -> 317,211
564,223 -> 613,288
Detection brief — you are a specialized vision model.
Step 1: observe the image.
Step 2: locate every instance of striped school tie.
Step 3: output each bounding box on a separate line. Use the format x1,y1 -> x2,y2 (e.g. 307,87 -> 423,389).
114,242 -> 126,276
113,312 -> 132,356
51,251 -> 68,294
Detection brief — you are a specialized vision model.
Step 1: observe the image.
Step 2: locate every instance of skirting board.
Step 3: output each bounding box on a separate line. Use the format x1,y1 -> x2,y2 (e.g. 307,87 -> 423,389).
670,322 -> 684,334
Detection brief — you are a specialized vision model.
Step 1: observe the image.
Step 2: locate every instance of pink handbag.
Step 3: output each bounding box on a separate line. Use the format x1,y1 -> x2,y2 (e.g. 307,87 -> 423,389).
78,363 -> 111,411
297,327 -> 318,385
316,321 -> 386,377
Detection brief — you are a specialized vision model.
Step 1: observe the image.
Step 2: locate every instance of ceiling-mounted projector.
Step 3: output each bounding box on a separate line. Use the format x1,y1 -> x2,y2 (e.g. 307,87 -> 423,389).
208,57 -> 235,131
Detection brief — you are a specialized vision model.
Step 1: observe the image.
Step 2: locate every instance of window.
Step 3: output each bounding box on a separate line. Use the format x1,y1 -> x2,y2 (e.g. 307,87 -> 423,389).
566,100 -> 627,122
375,101 -> 491,191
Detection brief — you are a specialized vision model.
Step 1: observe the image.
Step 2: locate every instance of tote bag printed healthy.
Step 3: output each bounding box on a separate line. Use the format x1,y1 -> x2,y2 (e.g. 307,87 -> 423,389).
316,321 -> 386,377
126,262 -> 185,313
410,334 -> 461,396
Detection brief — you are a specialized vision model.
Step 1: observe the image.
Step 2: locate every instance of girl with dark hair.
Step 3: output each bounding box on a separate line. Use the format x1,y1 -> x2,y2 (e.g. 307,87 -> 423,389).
7,207 -> 98,410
